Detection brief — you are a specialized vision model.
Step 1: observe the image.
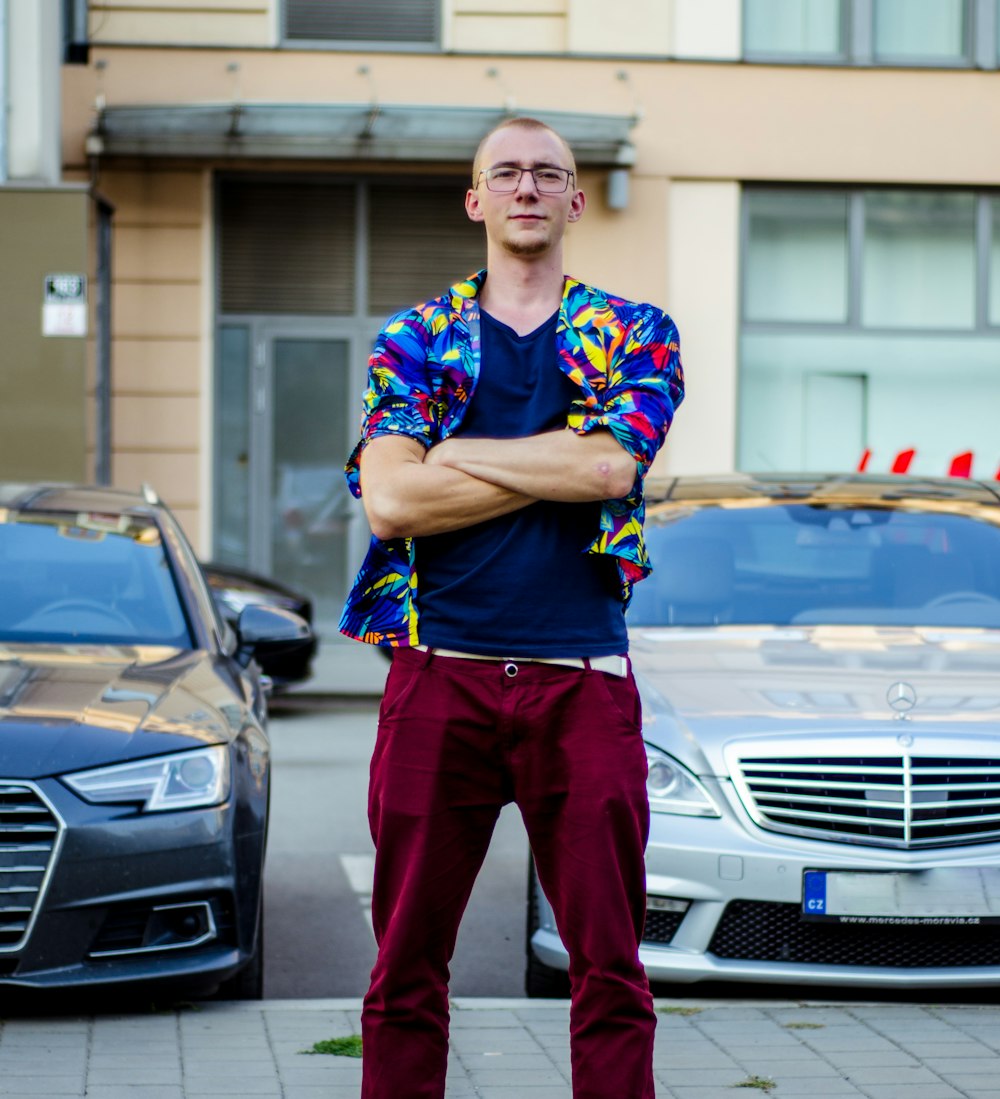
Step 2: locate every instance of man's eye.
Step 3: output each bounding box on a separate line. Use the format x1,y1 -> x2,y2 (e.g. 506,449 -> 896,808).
535,170 -> 563,182
491,169 -> 519,181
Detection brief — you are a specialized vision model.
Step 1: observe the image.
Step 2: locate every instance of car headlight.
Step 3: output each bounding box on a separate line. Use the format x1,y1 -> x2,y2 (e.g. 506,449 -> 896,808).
645,744 -> 720,817
63,745 -> 231,812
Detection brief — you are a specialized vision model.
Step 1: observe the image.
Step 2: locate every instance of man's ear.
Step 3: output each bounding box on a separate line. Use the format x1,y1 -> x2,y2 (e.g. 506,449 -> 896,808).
465,189 -> 485,222
567,188 -> 586,223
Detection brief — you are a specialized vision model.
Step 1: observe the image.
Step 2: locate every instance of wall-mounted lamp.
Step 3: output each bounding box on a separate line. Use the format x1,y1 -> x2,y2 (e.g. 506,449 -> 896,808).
606,168 -> 630,211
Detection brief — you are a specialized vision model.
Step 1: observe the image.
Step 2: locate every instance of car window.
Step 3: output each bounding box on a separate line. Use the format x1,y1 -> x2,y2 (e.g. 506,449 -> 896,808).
630,504 -> 1000,629
0,510 -> 194,646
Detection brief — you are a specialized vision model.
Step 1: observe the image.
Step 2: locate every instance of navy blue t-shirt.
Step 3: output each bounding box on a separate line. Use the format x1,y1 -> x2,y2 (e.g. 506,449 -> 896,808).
415,308 -> 628,657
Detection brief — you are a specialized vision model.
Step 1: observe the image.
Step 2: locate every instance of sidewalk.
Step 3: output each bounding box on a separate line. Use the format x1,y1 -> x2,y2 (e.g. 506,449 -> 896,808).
2,995 -> 999,1099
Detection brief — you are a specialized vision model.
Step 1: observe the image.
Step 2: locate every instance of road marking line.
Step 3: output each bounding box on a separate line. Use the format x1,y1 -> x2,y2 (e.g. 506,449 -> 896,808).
340,853 -> 376,938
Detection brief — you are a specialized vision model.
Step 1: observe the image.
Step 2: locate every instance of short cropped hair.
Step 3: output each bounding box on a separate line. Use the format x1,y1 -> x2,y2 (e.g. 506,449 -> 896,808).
471,117 -> 578,186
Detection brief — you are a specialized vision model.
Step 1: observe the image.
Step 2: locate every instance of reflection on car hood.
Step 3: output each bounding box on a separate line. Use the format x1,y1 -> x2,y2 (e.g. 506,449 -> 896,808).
630,625 -> 1000,774
0,644 -> 247,778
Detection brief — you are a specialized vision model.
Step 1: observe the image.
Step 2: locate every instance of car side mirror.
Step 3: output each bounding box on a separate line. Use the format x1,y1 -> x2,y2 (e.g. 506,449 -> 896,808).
235,604 -> 314,675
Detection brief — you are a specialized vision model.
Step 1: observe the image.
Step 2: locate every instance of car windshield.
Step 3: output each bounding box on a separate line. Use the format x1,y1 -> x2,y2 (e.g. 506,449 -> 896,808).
0,510 -> 193,646
629,502 -> 1000,629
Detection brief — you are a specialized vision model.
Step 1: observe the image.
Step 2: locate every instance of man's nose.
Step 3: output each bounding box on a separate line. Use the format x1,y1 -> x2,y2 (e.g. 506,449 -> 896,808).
515,170 -> 540,195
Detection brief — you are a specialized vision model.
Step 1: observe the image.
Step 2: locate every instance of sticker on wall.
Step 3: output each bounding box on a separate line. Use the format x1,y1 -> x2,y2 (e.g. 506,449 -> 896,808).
42,274 -> 88,337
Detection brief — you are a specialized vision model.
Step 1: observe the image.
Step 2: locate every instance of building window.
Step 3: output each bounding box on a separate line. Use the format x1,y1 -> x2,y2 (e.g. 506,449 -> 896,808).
744,191 -> 849,323
874,0 -> 967,61
990,197 -> 1000,326
739,188 -> 1000,477
743,0 -> 997,67
744,0 -> 845,59
284,0 -> 438,46
862,191 -> 976,329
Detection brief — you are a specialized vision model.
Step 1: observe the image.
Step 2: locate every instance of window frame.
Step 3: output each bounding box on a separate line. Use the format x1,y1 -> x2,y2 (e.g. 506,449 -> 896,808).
741,185 -> 1000,337
742,0 -> 1000,69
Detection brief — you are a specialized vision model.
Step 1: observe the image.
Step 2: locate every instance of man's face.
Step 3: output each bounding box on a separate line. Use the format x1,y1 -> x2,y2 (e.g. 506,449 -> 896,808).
465,125 -> 585,258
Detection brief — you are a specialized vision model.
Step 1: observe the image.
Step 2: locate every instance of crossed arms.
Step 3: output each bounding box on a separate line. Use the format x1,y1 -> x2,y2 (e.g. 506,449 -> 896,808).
359,429 -> 637,541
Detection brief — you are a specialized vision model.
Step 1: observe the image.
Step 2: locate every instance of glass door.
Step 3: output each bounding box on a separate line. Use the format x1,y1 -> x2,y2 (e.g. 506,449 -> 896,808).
259,332 -> 354,632
215,325 -> 357,634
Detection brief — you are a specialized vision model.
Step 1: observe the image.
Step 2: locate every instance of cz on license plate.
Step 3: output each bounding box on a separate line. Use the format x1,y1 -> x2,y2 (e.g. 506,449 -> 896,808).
802,868 -> 1000,925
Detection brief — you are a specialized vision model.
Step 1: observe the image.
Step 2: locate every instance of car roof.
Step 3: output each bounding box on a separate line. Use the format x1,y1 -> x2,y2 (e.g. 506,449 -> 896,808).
645,472 -> 1000,508
0,482 -> 158,516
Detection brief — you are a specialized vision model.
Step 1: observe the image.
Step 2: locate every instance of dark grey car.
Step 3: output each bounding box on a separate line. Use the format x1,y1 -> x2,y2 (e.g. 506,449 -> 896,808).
0,483 -> 311,1000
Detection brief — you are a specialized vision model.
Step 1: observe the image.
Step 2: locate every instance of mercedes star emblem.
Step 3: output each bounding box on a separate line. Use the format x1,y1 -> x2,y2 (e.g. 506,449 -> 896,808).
887,681 -> 917,715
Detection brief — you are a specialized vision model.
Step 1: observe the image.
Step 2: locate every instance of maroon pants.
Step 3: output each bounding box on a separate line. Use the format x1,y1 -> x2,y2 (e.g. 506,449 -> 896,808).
361,647 -> 656,1099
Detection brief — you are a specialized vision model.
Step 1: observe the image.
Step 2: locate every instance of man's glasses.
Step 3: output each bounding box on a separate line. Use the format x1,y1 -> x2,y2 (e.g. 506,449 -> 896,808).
478,167 -> 575,194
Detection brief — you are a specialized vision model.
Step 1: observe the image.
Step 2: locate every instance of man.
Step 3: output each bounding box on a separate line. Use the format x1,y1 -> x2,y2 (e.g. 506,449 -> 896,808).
340,117 -> 684,1099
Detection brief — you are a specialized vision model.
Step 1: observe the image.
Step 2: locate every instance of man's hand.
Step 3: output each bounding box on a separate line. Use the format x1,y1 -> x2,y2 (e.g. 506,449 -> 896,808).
425,428 -> 637,503
359,435 -> 535,541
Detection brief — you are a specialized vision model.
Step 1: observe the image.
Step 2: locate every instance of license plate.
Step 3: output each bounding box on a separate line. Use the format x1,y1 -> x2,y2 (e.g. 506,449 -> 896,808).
802,868 -> 1000,925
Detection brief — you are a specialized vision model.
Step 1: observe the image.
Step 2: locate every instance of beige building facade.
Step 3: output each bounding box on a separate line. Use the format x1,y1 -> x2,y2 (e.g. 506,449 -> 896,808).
57,0 -> 1000,627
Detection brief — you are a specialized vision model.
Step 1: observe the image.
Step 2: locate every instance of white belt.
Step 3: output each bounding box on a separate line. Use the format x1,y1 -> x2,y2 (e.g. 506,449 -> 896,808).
414,645 -> 628,678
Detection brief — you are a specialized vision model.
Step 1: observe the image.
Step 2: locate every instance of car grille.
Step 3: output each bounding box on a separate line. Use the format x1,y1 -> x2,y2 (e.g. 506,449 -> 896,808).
733,755 -> 1000,849
710,900 -> 1000,968
0,784 -> 61,951
641,909 -> 685,945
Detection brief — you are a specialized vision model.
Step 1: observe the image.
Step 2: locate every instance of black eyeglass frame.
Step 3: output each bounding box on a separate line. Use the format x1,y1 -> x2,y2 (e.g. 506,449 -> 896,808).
477,167 -> 576,194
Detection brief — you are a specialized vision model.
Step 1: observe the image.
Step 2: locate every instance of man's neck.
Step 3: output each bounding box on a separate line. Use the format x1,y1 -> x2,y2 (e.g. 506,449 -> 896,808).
477,252 -> 565,336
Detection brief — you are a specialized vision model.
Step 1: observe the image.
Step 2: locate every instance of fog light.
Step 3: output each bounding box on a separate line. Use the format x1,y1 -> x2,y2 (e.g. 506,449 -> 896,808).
647,895 -> 690,913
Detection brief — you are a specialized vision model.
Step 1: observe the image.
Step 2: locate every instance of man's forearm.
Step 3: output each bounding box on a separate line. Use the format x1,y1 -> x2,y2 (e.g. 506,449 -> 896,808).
360,435 -> 535,540
426,428 -> 637,503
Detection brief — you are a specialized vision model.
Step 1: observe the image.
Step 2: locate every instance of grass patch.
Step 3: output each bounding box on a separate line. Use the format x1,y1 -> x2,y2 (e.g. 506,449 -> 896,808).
303,1035 -> 363,1057
784,1021 -> 824,1030
657,1005 -> 703,1016
734,1075 -> 776,1091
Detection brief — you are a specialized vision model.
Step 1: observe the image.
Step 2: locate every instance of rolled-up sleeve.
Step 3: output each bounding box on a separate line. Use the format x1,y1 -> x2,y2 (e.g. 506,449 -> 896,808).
344,311 -> 437,498
568,304 -> 684,479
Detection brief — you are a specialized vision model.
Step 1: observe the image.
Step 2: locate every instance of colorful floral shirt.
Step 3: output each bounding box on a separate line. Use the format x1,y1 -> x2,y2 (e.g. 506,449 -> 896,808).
339,270 -> 684,647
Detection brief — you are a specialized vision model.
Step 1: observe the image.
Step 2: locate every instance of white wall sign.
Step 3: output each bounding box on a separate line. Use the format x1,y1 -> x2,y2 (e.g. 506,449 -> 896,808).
42,273 -> 88,337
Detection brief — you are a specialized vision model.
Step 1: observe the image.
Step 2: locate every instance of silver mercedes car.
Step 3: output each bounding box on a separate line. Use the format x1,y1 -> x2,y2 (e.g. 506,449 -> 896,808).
527,473 -> 1000,994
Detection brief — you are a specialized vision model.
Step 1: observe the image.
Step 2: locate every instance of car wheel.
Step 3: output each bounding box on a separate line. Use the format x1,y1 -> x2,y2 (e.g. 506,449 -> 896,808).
525,855 -> 570,999
214,895 -> 264,1001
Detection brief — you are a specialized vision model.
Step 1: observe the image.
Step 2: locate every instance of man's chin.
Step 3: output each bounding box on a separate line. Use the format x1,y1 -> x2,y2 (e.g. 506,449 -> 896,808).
503,235 -> 551,257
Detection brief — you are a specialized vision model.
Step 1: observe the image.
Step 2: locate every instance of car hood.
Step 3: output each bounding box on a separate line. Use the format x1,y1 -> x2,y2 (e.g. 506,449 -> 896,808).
629,625 -> 1000,775
0,644 -> 246,778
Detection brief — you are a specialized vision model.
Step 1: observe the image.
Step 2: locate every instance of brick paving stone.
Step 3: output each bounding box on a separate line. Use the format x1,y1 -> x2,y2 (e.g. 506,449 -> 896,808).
82,1089 -> 184,1099
450,1009 -> 522,1028
460,1052 -> 561,1070
0,1079 -> 83,1097
183,1086 -> 281,1098
655,1053 -> 743,1069
765,1087 -> 866,1098
660,1068 -> 762,1087
89,1067 -> 184,1085
858,1086 -> 964,1099
476,1087 -> 571,1099
0,1053 -> 88,1071
936,1076 -> 1000,1092
276,1065 -> 366,1085
671,1088 -> 771,1099
821,1051 -> 922,1068
736,1059 -> 845,1078
895,1043 -> 994,1057
923,1058 -> 1000,1075
465,1068 -> 569,1086
841,1065 -> 949,1085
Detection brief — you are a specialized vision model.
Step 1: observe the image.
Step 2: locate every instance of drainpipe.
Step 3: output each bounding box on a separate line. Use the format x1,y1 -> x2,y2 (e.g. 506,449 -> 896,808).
0,0 -> 8,183
94,195 -> 113,485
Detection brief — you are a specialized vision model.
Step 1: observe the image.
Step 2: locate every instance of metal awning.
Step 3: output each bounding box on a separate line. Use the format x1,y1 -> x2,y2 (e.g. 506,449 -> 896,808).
86,103 -> 637,168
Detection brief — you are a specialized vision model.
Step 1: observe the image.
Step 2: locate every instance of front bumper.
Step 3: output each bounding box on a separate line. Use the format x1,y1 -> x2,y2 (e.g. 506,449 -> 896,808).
0,777 -> 264,994
530,790 -> 1000,990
